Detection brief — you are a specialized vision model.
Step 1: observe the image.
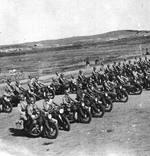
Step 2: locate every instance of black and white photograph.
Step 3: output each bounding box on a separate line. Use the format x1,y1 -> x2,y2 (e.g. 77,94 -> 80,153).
0,0 -> 150,155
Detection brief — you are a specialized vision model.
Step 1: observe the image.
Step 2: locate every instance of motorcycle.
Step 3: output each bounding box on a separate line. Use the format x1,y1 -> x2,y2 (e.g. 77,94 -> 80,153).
92,90 -> 113,112
50,103 -> 71,131
141,75 -> 150,90
116,76 -> 142,95
0,95 -> 12,113
123,79 -> 142,95
38,84 -> 55,99
62,100 -> 92,124
69,81 -> 77,93
115,85 -> 128,102
83,93 -> 105,118
104,85 -> 128,103
23,111 -> 59,139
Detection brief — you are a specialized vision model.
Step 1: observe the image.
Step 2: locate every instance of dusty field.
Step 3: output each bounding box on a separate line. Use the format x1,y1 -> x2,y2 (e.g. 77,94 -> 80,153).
0,32 -> 149,83
0,91 -> 150,156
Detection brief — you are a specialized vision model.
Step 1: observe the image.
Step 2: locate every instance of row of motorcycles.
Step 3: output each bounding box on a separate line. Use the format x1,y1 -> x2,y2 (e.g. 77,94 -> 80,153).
16,97 -> 93,139
20,57 -> 150,139
3,57 -> 150,139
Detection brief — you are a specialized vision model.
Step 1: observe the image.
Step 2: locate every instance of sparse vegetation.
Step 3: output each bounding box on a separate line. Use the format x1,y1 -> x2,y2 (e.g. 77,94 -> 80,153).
0,30 -> 150,83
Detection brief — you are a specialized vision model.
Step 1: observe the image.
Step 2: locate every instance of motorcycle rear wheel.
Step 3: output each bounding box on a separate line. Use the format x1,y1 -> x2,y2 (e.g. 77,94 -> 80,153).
28,124 -> 41,137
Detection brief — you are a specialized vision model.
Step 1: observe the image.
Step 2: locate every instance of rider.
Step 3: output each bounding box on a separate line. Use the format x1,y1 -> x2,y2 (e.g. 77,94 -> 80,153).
43,92 -> 56,112
143,56 -> 150,69
26,96 -> 41,127
34,76 -> 44,88
28,75 -> 36,93
112,62 -> 118,74
4,79 -> 15,96
116,73 -> 129,85
105,64 -> 111,74
137,57 -> 143,70
76,83 -> 84,101
116,61 -> 122,74
17,93 -> 28,121
62,89 -> 75,106
58,73 -> 66,86
14,80 -> 25,93
98,67 -> 106,85
70,75 -> 77,92
34,76 -> 46,96
78,70 -> 86,84
70,75 -> 77,85
55,72 -> 60,81
13,80 -> 25,95
91,67 -> 98,81
51,77 -> 59,86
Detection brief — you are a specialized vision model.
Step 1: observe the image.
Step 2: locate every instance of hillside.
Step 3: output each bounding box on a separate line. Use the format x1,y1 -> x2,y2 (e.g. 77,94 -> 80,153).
0,30 -> 150,54
0,30 -> 150,83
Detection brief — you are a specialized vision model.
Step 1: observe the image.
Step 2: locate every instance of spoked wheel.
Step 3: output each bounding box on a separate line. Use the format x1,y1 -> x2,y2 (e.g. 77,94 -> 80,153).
61,116 -> 70,131
45,121 -> 59,139
119,90 -> 128,103
104,99 -> 113,112
3,102 -> 12,113
80,108 -> 92,124
94,104 -> 105,118
134,84 -> 142,95
28,124 -> 41,137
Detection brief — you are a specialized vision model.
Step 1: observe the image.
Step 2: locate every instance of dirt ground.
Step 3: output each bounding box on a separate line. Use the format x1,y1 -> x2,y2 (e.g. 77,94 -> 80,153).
0,91 -> 150,156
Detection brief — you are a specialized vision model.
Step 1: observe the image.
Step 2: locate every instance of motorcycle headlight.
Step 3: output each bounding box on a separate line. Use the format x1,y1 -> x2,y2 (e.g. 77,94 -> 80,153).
81,102 -> 85,107
59,108 -> 64,114
95,98 -> 98,102
48,114 -> 52,119
105,93 -> 108,96
48,85 -> 53,89
4,97 -> 10,102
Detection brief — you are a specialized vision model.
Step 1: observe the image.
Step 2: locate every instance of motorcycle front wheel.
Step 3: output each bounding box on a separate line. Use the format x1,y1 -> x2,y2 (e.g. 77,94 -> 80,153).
61,115 -> 71,131
79,108 -> 92,124
104,98 -> 113,112
45,120 -> 59,139
3,102 -> 12,113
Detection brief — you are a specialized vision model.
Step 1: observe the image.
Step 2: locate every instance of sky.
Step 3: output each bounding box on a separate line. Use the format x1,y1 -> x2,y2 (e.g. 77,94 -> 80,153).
0,0 -> 150,45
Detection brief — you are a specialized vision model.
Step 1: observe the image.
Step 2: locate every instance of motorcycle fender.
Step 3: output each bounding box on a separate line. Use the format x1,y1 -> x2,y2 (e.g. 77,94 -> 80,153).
122,88 -> 126,91
88,107 -> 91,113
58,114 -> 63,122
51,118 -> 58,125
74,112 -> 78,120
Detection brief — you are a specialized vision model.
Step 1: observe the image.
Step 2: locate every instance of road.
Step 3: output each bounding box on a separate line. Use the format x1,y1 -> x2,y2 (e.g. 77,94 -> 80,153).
0,91 -> 150,156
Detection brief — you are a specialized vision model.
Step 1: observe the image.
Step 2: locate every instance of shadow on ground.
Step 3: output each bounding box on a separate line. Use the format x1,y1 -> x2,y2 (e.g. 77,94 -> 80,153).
9,128 -> 27,138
